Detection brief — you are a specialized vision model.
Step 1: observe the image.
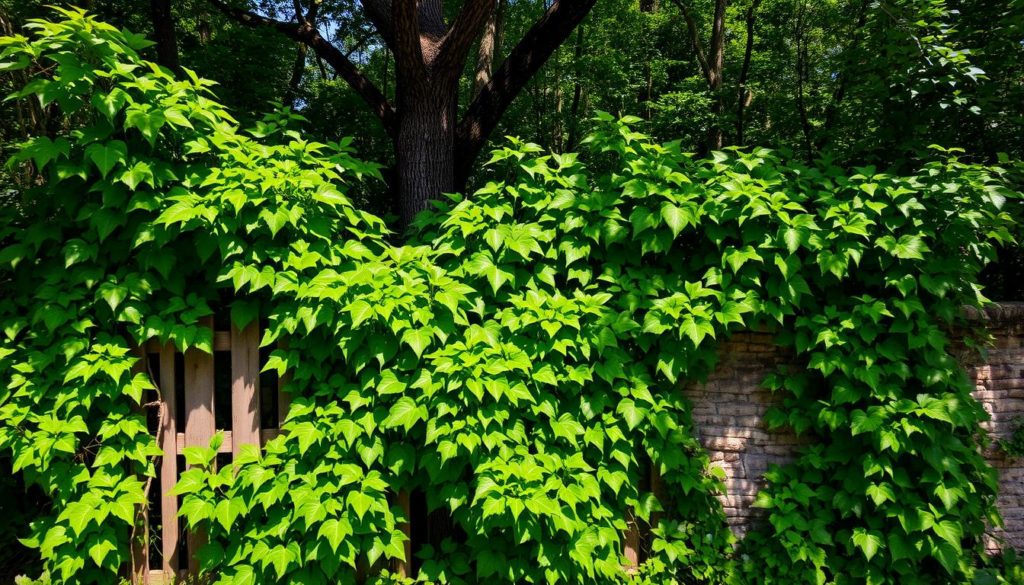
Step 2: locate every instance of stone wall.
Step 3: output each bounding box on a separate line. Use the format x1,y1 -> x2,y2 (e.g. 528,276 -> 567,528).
685,303 -> 1024,552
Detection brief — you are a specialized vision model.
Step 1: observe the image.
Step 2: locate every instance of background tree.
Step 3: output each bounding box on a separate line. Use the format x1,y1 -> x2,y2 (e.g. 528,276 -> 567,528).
207,0 -> 596,223
1,0 -> 1021,229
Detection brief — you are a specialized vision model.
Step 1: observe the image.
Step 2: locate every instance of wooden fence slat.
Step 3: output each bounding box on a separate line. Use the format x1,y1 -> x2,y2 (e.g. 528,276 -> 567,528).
277,340 -> 291,428
184,317 -> 215,573
624,506 -> 640,571
650,464 -> 664,528
159,343 -> 179,576
231,322 -> 260,458
130,349 -> 149,585
214,330 -> 230,351
394,491 -> 412,578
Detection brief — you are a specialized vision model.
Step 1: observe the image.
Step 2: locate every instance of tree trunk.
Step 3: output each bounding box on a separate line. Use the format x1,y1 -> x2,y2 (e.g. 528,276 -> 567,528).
706,0 -> 726,150
638,0 -> 658,120
210,0 -> 595,227
553,53 -> 565,151
286,43 -> 308,106
794,0 -> 814,158
735,0 -> 761,146
150,0 -> 180,71
566,25 -> 586,150
395,82 -> 458,225
673,0 -> 726,151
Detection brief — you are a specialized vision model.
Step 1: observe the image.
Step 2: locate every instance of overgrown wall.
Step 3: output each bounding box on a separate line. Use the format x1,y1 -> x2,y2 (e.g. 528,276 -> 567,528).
686,303 -> 1024,552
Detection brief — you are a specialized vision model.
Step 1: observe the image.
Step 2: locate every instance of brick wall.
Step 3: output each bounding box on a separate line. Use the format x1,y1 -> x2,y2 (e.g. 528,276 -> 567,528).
685,303 -> 1024,552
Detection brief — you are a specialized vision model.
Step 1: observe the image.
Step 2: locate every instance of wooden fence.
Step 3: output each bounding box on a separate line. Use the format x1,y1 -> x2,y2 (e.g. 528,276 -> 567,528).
130,317 -> 651,584
130,317 -> 289,584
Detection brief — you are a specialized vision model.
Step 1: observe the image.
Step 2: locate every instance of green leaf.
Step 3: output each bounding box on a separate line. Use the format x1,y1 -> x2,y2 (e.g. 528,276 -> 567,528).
376,371 -> 407,395
86,141 -> 127,177
616,399 -> 644,430
317,518 -> 352,552
125,108 -> 165,145
88,535 -> 116,567
22,136 -> 71,170
264,545 -> 294,580
383,397 -> 425,431
401,328 -> 433,358
120,160 -> 154,190
851,528 -> 884,561
290,422 -> 321,455
661,202 -> 690,237
347,491 -> 375,521
891,234 -> 930,260
932,519 -> 962,552
230,300 -> 260,329
347,300 -> 374,328
782,227 -> 803,253
60,501 -> 95,537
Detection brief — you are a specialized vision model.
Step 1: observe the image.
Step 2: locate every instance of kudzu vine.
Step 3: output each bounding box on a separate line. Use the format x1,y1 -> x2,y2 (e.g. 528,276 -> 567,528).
0,9 -> 1020,585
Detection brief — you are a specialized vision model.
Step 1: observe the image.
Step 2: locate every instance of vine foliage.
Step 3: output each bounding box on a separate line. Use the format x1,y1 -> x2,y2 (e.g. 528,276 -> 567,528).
0,9 -> 1020,585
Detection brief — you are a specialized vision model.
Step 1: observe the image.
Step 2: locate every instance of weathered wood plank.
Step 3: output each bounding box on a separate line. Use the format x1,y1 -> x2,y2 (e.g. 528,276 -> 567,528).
184,319 -> 216,450
149,331 -> 228,352
176,431 -> 231,454
146,569 -> 184,585
277,339 -> 291,427
624,506 -> 640,571
183,316 -> 214,573
650,464 -> 664,527
260,428 -> 281,444
230,321 -> 260,459
159,344 -> 179,575
130,348 -> 149,585
393,490 -> 412,578
214,330 -> 230,351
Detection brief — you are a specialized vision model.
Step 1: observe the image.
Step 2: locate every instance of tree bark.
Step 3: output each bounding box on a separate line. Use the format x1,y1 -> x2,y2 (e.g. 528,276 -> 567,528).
552,53 -> 565,151
638,0 -> 658,120
672,0 -> 727,151
794,0 -> 814,158
395,85 -> 458,222
150,0 -> 180,71
735,0 -> 761,146
286,43 -> 309,106
566,24 -> 586,151
706,0 -> 726,150
473,0 -> 505,97
456,0 -> 596,188
210,0 -> 595,225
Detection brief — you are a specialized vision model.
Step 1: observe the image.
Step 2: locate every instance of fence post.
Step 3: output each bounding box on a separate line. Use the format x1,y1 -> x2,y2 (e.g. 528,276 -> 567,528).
130,349 -> 149,585
158,343 -> 180,578
624,506 -> 640,571
394,490 -> 412,578
277,339 -> 291,428
231,321 -> 260,456
183,316 -> 215,573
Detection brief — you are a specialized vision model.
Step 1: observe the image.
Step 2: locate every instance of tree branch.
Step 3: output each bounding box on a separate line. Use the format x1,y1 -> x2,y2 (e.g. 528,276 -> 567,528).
391,0 -> 425,78
207,0 -> 396,136
455,0 -> 595,186
360,0 -> 396,47
437,0 -> 496,74
708,0 -> 726,88
735,0 -> 762,145
670,0 -> 712,85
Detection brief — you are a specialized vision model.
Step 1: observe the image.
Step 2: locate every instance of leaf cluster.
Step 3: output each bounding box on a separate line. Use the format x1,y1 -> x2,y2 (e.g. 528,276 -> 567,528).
0,10 -> 1021,585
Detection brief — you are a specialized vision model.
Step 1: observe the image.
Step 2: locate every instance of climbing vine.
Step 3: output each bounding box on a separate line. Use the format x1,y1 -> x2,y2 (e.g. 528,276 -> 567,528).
0,9 -> 1020,585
